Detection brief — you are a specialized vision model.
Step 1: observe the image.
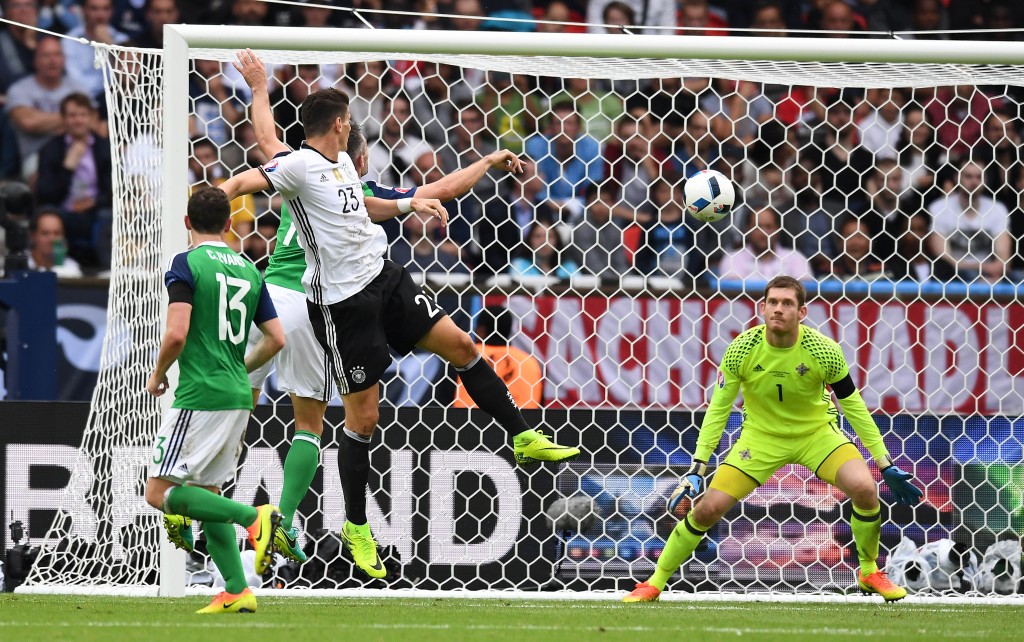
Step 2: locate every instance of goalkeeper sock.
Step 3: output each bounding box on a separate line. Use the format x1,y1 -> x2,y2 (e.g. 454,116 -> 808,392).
279,431 -> 321,530
649,513 -> 708,591
338,428 -> 371,525
165,485 -> 258,526
455,355 -> 530,436
851,504 -> 882,575
203,521 -> 248,595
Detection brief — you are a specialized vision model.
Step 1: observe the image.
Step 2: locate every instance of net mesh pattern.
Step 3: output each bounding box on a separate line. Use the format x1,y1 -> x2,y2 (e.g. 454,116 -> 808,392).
24,41 -> 1024,596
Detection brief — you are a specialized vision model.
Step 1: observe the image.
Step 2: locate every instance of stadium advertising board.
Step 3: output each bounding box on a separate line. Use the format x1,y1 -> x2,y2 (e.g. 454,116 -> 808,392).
493,294 -> 1024,415
2,404 -> 1019,590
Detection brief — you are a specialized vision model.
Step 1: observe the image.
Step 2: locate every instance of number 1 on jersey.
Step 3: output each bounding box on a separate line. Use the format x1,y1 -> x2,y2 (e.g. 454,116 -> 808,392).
776,383 -> 783,402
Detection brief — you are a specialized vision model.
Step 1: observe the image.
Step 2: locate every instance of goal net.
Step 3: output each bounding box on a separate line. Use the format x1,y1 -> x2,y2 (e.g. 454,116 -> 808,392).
22,26 -> 1024,599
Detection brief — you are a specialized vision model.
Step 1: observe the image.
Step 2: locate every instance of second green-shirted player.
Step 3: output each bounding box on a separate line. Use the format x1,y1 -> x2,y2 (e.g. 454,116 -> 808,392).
624,275 -> 923,603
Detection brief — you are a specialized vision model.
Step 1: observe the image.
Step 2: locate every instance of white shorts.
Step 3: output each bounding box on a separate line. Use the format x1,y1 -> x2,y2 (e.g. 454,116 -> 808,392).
148,408 -> 250,487
247,283 -> 336,401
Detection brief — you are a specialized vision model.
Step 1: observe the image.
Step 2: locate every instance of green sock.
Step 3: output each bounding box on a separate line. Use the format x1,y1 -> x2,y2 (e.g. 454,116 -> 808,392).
851,504 -> 882,575
650,514 -> 708,591
165,486 -> 258,526
280,431 -> 321,530
203,521 -> 248,594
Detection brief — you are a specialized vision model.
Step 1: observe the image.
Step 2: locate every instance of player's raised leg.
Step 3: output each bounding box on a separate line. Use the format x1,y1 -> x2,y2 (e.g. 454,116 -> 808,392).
417,315 -> 579,464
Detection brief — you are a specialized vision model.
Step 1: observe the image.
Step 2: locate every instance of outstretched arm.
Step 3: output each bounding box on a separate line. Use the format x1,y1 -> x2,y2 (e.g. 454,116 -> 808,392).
234,48 -> 289,159
365,195 -> 449,227
832,375 -> 922,505
415,150 -> 524,202
220,168 -> 271,201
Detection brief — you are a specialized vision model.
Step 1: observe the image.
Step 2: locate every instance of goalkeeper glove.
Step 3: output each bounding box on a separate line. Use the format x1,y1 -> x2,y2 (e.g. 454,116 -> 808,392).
667,460 -> 707,513
878,456 -> 923,506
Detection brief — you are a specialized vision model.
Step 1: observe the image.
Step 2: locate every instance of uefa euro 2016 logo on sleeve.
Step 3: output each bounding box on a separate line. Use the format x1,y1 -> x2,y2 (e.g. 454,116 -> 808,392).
263,160 -> 279,173
717,370 -> 726,388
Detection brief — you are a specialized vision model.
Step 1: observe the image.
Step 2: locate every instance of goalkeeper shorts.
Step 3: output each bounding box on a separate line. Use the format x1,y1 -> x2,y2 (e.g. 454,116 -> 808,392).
719,422 -> 859,487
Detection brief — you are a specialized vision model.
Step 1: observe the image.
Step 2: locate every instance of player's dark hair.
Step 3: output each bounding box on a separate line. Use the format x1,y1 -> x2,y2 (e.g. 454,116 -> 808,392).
763,275 -> 806,307
187,187 -> 231,233
477,305 -> 513,346
299,88 -> 350,138
347,120 -> 366,159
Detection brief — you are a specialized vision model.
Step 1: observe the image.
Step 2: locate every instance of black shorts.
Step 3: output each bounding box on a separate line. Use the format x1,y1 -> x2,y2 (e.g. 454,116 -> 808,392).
307,260 -> 446,394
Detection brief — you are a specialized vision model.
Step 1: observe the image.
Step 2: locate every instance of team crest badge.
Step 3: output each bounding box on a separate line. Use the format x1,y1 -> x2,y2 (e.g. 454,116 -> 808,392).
740,449 -> 752,460
796,363 -> 809,376
351,366 -> 366,384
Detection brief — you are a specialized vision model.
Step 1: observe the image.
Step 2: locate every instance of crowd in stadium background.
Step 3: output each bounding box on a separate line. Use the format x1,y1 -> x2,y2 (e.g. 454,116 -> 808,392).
4,0 -> 1024,286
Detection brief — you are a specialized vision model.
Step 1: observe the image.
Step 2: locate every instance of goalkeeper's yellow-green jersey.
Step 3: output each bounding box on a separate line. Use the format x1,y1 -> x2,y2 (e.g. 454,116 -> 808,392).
694,324 -> 889,463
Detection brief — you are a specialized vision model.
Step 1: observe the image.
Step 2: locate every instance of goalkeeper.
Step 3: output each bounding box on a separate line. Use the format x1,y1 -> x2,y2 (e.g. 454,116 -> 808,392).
624,275 -> 922,603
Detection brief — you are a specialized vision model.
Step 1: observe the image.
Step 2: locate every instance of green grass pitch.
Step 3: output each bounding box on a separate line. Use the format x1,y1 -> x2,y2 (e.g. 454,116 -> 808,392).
2,594 -> 1022,642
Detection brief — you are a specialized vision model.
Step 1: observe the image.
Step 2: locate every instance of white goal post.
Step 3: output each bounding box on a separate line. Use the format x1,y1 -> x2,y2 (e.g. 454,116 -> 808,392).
19,24 -> 1024,602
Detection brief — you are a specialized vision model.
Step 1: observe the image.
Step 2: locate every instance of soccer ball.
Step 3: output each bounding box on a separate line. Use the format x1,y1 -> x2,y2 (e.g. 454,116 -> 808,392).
683,169 -> 735,223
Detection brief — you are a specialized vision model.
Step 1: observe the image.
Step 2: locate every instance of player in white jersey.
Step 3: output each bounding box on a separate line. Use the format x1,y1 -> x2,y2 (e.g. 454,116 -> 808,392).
221,50 -> 579,579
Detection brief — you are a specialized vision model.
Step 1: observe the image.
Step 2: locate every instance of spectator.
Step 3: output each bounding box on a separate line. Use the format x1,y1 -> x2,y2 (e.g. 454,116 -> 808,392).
635,179 -> 692,280
861,159 -> 912,269
717,206 -> 812,282
36,92 -> 112,269
783,157 -> 833,275
887,211 -> 936,282
903,0 -> 948,39
926,160 -> 1011,283
269,64 -> 323,151
38,0 -> 80,34
440,103 -> 496,175
750,0 -> 787,35
6,36 -> 86,180
367,93 -> 429,188
63,0 -> 130,100
342,60 -> 391,142
231,0 -> 270,26
924,85 -> 1001,167
525,100 -> 605,212
189,58 -> 244,147
27,208 -> 82,277
678,0 -> 729,36
409,61 -> 471,147
388,209 -> 466,275
476,70 -> 542,155
0,0 -> 39,96
857,88 -> 905,161
896,106 -> 939,204
976,111 -> 1024,277
666,106 -> 720,180
510,219 -> 579,279
547,77 -> 624,143
599,0 -> 635,33
243,214 -> 278,272
534,0 -> 585,34
812,0 -> 865,36
126,0 -> 179,49
807,92 -> 872,215
454,305 -> 543,410
604,115 -> 667,212
479,160 -> 554,274
829,216 -> 886,281
586,0 -> 676,35
572,181 -> 633,280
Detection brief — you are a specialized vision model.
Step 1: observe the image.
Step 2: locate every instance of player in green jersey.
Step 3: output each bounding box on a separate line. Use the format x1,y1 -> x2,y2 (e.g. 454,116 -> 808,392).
623,275 -> 923,603
143,187 -> 286,614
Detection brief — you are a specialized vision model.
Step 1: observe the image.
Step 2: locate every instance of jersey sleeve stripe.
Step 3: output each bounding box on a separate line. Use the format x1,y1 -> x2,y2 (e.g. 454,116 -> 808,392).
288,196 -> 323,305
